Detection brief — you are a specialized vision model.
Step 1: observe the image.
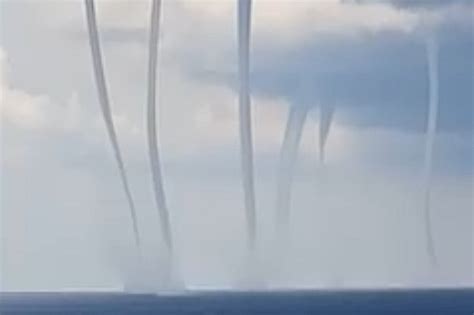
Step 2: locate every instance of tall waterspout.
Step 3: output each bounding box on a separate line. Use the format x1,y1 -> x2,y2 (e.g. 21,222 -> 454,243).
84,0 -> 141,251
238,0 -> 257,251
146,0 -> 173,253
276,106 -> 309,241
423,34 -> 439,266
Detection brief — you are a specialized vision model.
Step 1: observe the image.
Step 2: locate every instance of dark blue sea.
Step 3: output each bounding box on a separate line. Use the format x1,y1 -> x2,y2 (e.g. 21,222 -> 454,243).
1,289 -> 473,314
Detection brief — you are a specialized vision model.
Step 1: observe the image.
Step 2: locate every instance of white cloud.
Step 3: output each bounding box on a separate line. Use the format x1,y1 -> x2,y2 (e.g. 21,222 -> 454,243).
0,48 -> 87,132
1,49 -> 49,130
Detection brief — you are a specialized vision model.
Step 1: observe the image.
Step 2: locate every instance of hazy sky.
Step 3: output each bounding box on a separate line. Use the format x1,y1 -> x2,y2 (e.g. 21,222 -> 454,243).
1,0 -> 472,291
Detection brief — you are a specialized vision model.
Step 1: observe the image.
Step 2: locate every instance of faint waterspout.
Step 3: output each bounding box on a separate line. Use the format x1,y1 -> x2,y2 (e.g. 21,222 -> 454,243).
423,34 -> 439,266
319,104 -> 335,164
276,106 -> 309,241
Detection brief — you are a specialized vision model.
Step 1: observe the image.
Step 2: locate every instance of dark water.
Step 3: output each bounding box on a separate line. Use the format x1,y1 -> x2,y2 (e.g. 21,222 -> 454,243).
1,289 -> 473,314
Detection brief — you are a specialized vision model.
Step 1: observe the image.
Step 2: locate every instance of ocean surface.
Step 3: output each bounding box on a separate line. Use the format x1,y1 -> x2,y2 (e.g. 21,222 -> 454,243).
1,289 -> 473,314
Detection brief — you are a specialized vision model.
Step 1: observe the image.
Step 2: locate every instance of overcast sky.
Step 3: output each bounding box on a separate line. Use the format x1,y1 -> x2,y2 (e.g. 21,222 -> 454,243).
1,0 -> 472,291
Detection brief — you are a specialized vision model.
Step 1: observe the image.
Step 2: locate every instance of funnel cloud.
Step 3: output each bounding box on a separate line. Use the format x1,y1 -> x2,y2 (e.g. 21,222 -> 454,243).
319,104 -> 335,164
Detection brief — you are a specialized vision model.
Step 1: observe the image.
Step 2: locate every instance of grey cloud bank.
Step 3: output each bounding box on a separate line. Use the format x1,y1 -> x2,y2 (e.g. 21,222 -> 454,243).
196,23 -> 472,134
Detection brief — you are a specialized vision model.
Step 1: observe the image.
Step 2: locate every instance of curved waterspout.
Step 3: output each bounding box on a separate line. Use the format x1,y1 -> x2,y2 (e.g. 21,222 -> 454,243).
84,0 -> 141,250
276,106 -> 309,240
146,0 -> 173,253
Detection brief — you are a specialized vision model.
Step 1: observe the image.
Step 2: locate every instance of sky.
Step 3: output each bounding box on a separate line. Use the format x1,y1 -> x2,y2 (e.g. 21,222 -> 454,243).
0,0 -> 472,291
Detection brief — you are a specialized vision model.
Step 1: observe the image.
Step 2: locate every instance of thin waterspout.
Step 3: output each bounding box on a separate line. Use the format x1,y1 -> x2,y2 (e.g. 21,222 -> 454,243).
276,106 -> 309,240
238,0 -> 257,250
84,0 -> 141,250
423,34 -> 439,266
146,0 -> 173,252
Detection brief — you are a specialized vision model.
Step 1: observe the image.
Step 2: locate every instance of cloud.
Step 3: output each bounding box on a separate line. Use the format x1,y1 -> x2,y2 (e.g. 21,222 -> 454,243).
383,0 -> 473,10
86,0 -> 466,135
180,0 -> 419,43
83,0 -> 420,37
15,0 -> 469,137
347,0 -> 474,33
55,0 -> 420,67
0,49 -> 79,131
192,14 -> 473,134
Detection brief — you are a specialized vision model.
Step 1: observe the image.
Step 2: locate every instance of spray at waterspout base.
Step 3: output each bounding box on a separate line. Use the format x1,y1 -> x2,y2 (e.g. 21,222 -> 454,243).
121,247 -> 184,293
236,244 -> 267,289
